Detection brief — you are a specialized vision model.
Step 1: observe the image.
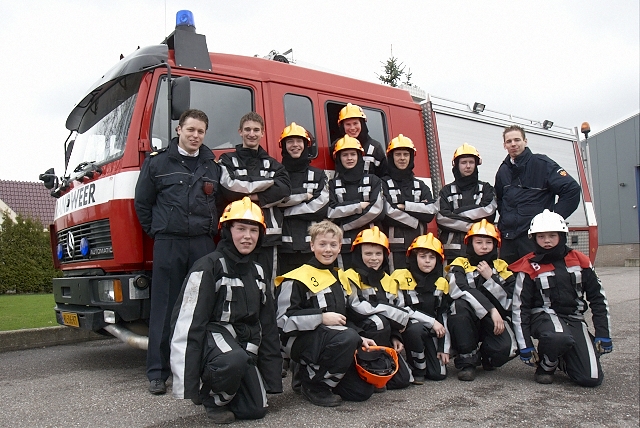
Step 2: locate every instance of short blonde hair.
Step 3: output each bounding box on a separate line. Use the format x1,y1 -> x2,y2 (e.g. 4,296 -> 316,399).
308,220 -> 343,242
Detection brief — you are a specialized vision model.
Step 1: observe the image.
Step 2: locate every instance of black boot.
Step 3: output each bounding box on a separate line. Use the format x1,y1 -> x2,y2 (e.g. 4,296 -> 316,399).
301,383 -> 342,407
205,406 -> 236,424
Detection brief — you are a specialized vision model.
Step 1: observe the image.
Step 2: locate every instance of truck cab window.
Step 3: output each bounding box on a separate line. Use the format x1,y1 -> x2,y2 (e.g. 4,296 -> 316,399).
151,78 -> 253,150
284,94 -> 317,158
67,73 -> 143,176
325,102 -> 388,152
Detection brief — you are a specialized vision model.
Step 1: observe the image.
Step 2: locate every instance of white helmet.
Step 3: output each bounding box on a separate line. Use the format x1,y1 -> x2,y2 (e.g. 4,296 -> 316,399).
528,209 -> 569,238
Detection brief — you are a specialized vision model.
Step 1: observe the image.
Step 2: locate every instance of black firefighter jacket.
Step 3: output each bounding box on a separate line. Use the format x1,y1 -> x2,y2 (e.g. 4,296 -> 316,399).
327,174 -> 385,253
134,139 -> 221,239
381,176 -> 437,254
169,245 -> 283,400
436,180 -> 497,259
494,147 -> 580,240
277,166 -> 329,253
219,146 -> 292,247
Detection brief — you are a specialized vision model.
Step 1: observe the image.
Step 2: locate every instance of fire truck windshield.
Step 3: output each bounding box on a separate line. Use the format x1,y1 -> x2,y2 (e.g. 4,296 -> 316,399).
67,73 -> 143,176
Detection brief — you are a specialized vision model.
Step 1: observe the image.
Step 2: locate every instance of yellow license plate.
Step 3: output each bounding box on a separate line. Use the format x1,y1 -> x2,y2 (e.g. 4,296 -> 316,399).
61,312 -> 80,328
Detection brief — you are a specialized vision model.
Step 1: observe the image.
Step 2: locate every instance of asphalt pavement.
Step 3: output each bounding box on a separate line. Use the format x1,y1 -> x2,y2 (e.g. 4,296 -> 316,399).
0,267 -> 637,427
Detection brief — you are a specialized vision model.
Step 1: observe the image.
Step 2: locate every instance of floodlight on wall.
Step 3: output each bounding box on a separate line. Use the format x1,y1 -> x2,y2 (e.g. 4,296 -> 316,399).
542,120 -> 554,129
472,102 -> 485,113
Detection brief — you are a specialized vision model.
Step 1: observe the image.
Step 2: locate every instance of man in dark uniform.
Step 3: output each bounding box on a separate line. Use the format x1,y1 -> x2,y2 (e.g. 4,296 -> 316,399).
495,125 -> 581,264
134,109 -> 221,395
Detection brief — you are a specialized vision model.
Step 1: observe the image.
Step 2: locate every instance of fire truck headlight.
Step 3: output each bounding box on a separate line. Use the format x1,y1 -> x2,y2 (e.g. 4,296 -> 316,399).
56,244 -> 64,260
98,280 -> 123,303
103,310 -> 116,324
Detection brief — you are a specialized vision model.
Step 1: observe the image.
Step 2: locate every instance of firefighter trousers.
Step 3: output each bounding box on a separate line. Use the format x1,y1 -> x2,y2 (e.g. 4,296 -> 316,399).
199,326 -> 268,420
402,319 -> 447,380
291,325 -> 374,401
530,312 -> 604,387
448,299 -> 517,369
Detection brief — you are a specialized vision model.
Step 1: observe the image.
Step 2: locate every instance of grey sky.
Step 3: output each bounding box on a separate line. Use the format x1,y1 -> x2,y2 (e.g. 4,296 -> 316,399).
1,0 -> 638,182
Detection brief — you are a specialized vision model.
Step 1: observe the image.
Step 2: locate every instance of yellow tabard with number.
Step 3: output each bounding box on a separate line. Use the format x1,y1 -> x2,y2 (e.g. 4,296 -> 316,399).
447,257 -> 512,280
344,268 -> 398,295
391,269 -> 449,294
275,265 -> 351,295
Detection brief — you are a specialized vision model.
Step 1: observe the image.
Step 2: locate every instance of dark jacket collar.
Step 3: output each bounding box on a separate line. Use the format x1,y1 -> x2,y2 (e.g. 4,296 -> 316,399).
167,137 -> 216,161
503,146 -> 532,168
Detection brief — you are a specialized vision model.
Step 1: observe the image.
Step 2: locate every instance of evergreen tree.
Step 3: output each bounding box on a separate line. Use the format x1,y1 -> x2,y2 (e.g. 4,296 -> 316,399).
377,55 -> 406,87
0,212 -> 60,294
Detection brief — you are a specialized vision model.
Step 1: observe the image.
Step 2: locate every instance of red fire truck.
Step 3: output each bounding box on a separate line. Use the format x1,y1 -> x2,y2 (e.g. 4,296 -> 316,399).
40,10 -> 596,348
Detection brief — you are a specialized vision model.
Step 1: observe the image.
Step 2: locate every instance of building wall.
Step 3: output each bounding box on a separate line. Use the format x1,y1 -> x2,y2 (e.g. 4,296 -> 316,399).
584,114 -> 639,245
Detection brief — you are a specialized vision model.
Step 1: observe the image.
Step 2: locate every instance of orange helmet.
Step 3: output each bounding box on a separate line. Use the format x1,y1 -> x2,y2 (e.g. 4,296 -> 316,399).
338,103 -> 367,124
452,143 -> 482,166
464,219 -> 501,247
351,226 -> 390,254
333,135 -> 364,158
218,197 -> 266,230
279,122 -> 311,147
386,134 -> 416,154
354,346 -> 399,389
406,233 -> 444,260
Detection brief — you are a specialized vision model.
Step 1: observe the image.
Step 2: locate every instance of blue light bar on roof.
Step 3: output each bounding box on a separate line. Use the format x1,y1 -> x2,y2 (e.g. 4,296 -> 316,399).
176,10 -> 195,28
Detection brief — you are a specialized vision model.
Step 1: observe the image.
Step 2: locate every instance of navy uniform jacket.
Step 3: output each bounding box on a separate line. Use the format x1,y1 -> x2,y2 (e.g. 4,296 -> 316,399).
494,147 -> 580,240
134,139 -> 221,238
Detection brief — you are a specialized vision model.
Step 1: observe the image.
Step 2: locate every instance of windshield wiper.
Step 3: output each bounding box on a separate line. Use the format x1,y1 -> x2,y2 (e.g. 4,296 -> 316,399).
73,161 -> 102,181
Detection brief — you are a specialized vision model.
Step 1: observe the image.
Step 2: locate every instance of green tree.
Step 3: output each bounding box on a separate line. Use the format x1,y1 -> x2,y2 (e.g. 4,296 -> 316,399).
0,211 -> 60,294
377,54 -> 406,87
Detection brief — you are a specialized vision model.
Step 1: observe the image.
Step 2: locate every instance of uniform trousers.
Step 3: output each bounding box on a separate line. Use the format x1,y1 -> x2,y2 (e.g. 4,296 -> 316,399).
448,299 -> 517,369
290,325 -> 374,401
147,235 -> 215,382
200,326 -> 268,419
402,319 -> 447,380
530,311 -> 604,387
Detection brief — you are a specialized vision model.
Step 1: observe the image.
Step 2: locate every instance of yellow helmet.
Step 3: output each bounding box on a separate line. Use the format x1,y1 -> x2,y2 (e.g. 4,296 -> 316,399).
338,103 -> 367,124
464,219 -> 501,247
279,122 -> 311,147
351,226 -> 390,254
218,197 -> 266,230
406,233 -> 444,260
452,143 -> 482,166
386,134 -> 416,154
333,135 -> 364,159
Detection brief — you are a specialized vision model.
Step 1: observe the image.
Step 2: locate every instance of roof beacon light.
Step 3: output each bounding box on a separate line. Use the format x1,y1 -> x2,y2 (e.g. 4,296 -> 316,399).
176,10 -> 195,28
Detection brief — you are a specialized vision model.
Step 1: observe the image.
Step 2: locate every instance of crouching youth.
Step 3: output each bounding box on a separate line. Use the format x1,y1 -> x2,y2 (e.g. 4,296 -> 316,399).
169,198 -> 282,424
275,220 -> 377,407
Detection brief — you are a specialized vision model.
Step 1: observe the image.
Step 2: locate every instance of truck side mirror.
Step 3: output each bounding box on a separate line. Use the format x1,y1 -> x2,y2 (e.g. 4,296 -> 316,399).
39,168 -> 58,190
171,76 -> 191,120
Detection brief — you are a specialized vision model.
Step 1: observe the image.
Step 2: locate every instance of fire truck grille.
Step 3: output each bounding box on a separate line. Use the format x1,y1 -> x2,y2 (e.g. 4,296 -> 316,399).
57,219 -> 113,263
